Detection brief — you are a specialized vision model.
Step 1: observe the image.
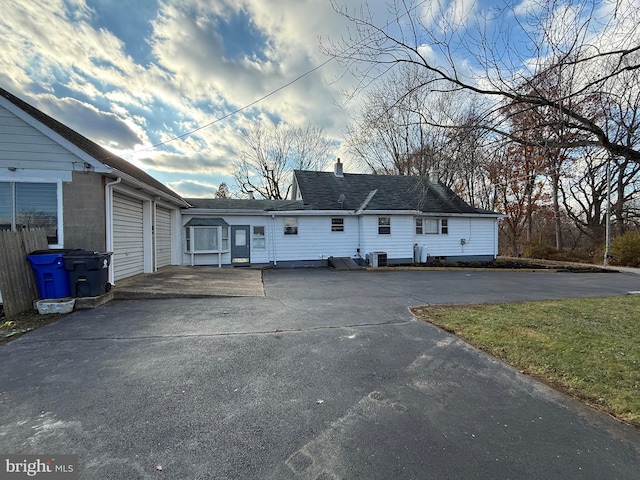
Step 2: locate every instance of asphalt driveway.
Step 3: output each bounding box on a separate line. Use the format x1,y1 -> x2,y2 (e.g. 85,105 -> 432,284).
1,269 -> 640,479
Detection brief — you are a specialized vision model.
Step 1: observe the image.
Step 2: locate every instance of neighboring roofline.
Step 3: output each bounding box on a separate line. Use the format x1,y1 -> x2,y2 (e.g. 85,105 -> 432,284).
182,208 -> 356,216
0,94 -> 112,174
183,208 -> 269,216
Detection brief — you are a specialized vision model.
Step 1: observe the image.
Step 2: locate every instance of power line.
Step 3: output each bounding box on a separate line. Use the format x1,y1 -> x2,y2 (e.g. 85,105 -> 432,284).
136,58 -> 334,153
132,0 -> 430,155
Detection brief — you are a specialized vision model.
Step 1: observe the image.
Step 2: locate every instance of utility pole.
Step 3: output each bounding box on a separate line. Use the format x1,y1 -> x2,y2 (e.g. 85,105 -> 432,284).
604,158 -> 612,266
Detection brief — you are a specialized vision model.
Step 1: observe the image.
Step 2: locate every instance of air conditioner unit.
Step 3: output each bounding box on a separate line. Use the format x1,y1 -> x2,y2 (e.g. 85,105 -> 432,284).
369,251 -> 388,267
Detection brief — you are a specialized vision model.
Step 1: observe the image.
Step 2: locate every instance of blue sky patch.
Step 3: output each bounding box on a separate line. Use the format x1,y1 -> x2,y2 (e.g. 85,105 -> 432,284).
85,0 -> 158,65
216,9 -> 270,62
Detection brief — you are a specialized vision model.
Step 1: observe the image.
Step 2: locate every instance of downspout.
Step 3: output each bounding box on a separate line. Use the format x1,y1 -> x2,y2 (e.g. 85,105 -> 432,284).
105,177 -> 121,285
271,214 -> 277,266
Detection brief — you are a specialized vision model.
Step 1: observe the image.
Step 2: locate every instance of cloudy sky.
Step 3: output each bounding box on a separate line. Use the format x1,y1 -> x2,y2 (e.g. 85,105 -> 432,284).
1,0 -> 369,197
1,0 -> 631,198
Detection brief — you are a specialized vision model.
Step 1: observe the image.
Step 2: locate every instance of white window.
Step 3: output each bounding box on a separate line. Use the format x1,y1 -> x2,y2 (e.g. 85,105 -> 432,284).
424,219 -> 439,234
185,226 -> 229,253
415,218 -> 449,235
331,218 -> 344,232
253,226 -> 266,249
378,217 -> 390,234
284,217 -> 298,235
0,181 -> 61,245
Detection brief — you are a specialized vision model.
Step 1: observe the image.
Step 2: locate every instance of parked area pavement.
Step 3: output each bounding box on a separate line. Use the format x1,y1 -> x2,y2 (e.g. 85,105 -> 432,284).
114,265 -> 265,299
1,268 -> 640,479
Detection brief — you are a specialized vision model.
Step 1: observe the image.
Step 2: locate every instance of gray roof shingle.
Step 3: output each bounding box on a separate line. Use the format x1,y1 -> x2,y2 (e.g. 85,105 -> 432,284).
294,170 -> 496,214
184,198 -> 308,211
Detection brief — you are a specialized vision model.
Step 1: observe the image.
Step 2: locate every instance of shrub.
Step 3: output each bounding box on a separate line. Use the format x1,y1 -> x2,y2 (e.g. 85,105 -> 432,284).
523,242 -> 556,259
610,231 -> 640,267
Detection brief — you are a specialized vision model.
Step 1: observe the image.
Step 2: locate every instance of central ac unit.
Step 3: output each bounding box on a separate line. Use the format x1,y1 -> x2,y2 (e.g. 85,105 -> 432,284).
369,251 -> 388,267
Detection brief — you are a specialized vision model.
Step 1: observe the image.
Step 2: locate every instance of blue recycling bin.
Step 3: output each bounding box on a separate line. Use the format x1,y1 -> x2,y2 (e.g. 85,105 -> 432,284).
27,251 -> 71,299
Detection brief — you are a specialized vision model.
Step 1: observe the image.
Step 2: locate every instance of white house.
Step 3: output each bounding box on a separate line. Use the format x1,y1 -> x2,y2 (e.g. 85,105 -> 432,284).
181,160 -> 502,267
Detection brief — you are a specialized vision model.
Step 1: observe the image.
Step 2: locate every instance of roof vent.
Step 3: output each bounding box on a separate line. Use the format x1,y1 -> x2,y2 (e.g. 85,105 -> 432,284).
334,158 -> 343,177
338,193 -> 345,207
247,190 -> 255,199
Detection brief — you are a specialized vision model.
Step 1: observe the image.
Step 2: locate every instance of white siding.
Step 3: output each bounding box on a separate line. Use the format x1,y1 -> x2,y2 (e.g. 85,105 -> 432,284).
179,213 -> 498,266
113,192 -> 144,279
360,215 -> 416,261
270,215 -> 360,263
0,105 -> 78,172
156,206 -> 172,269
414,217 -> 497,258
180,214 -> 361,266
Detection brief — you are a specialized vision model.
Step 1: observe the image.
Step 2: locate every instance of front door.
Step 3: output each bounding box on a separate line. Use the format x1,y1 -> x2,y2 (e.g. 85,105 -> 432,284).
231,225 -> 250,264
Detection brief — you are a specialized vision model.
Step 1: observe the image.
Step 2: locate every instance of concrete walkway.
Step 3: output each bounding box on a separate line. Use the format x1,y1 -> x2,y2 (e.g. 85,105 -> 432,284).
113,266 -> 265,299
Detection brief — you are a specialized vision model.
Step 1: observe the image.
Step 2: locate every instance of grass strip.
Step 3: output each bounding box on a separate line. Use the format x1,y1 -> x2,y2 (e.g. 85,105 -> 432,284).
412,295 -> 640,427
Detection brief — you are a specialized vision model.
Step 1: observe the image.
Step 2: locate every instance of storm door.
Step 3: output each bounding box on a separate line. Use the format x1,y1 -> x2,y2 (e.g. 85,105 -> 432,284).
231,225 -> 250,264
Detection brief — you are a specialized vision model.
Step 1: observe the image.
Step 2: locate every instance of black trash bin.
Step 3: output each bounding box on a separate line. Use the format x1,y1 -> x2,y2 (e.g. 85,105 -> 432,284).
63,251 -> 112,298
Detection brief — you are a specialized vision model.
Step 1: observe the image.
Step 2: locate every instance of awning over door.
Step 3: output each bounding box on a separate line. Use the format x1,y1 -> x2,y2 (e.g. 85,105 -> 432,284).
185,217 -> 229,227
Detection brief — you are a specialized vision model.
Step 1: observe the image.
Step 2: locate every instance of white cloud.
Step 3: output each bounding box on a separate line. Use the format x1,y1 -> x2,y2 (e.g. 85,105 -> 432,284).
166,179 -> 220,197
0,0 -> 383,193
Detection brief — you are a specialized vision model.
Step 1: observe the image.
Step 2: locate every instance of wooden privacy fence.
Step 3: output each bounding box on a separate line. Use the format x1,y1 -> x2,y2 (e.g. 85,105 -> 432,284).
0,229 -> 48,318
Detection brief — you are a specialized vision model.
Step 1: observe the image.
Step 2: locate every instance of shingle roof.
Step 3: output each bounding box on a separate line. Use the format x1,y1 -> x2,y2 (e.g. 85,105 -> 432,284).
184,217 -> 229,227
294,170 -> 496,214
0,87 -> 185,203
184,198 -> 308,211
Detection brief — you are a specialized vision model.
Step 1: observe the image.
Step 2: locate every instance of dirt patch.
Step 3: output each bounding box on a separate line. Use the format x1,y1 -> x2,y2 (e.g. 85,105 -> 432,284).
399,259 -> 614,273
0,306 -> 65,346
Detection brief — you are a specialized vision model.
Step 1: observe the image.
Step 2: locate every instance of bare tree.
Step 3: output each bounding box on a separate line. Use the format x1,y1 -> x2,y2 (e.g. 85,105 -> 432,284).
325,0 -> 640,164
343,63 -> 474,186
234,122 -> 334,199
215,182 -> 231,198
561,148 -> 608,247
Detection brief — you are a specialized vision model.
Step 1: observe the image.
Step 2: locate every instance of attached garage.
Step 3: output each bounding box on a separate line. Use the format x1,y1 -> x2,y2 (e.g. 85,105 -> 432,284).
156,206 -> 172,269
112,192 -> 145,281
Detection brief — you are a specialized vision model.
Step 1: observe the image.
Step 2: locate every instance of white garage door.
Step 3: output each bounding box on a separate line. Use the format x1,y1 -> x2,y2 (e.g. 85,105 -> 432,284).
113,192 -> 144,280
156,207 -> 172,269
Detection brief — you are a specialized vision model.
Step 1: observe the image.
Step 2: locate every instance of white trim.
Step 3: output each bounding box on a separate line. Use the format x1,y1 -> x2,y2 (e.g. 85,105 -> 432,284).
0,170 -> 72,182
104,177 -> 121,285
183,207 -> 501,219
0,178 -> 64,248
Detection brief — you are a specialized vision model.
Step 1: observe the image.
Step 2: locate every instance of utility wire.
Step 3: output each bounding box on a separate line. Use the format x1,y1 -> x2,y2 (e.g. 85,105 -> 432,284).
142,58 -> 334,152
130,0 -> 430,155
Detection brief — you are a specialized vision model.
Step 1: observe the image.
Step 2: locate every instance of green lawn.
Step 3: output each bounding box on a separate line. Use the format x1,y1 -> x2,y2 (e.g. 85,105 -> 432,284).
412,295 -> 640,427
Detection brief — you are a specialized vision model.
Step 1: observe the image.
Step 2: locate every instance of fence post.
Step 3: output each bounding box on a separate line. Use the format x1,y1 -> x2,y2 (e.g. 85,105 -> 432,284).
0,229 -> 48,318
